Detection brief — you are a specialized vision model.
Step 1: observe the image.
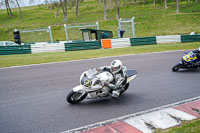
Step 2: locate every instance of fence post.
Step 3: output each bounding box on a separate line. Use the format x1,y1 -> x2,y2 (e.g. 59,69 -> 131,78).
118,18 -> 122,30
96,22 -> 99,29
131,17 -> 136,38
48,26 -> 53,43
64,24 -> 69,42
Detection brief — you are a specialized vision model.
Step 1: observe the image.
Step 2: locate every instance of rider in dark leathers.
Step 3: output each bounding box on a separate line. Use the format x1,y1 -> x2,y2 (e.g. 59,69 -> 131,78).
97,60 -> 127,99
192,47 -> 200,67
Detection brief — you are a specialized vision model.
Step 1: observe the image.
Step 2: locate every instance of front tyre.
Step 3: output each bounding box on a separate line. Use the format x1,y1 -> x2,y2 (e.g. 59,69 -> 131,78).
172,64 -> 181,72
66,90 -> 87,104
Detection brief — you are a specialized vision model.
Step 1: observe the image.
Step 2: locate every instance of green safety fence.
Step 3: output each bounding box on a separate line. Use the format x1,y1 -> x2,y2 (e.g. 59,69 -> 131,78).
181,35 -> 200,43
0,45 -> 31,55
130,37 -> 157,46
65,41 -> 101,51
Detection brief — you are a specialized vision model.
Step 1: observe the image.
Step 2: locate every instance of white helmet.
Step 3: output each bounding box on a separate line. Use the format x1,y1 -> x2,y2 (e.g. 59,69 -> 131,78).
198,47 -> 200,51
111,60 -> 122,74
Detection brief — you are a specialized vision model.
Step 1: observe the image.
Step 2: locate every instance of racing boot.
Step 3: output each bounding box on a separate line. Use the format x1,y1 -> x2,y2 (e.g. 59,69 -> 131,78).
111,89 -> 121,100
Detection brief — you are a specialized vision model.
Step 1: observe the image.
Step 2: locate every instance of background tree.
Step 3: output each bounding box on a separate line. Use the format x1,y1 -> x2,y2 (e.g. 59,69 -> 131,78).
110,0 -> 113,10
50,1 -> 60,17
176,0 -> 179,13
103,0 -> 107,20
4,0 -> 13,16
116,0 -> 120,19
44,0 -> 51,9
165,0 -> 168,8
76,0 -> 79,16
15,0 -> 23,21
60,0 -> 68,21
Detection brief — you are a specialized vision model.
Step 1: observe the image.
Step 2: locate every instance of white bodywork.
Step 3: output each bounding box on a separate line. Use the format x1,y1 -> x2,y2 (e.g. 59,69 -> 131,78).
96,72 -> 113,83
72,68 -> 137,99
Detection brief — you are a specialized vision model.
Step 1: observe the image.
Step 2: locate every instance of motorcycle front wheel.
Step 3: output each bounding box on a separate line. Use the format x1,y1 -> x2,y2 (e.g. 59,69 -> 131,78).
172,64 -> 181,72
66,90 -> 87,104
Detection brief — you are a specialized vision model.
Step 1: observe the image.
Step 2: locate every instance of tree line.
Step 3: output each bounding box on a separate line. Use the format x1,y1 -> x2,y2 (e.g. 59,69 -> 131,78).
0,0 -> 23,21
0,0 -> 199,22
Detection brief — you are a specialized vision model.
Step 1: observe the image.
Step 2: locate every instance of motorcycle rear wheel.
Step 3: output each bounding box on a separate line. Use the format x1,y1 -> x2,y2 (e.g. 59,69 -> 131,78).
67,90 -> 87,104
120,83 -> 129,95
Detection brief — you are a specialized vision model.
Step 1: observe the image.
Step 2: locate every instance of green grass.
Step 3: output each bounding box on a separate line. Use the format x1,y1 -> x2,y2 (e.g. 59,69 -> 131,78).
0,1 -> 200,42
0,42 -> 199,68
157,119 -> 200,133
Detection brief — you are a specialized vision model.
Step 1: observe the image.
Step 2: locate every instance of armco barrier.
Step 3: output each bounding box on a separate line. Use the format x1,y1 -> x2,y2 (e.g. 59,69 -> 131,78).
0,45 -> 31,55
111,38 -> 131,48
65,41 -> 101,51
156,35 -> 181,44
101,38 -> 131,49
31,43 -> 65,53
1,35 -> 199,55
181,35 -> 200,43
130,37 -> 157,46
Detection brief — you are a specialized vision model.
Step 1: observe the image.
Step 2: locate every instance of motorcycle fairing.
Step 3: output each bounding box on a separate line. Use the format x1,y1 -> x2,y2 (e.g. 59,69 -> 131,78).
72,85 -> 87,92
73,84 -> 103,92
183,52 -> 198,63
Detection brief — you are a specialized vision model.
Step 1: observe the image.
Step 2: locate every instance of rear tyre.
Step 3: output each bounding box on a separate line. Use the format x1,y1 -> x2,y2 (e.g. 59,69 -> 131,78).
120,83 -> 129,95
172,64 -> 181,72
66,90 -> 87,104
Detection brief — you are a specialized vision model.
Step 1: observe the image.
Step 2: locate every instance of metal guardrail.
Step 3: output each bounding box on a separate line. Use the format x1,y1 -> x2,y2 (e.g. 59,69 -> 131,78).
18,26 -> 53,43
118,17 -> 136,38
64,22 -> 99,42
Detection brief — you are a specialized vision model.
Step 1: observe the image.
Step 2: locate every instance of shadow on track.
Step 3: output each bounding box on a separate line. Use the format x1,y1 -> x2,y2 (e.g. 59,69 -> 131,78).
66,93 -> 142,107
174,69 -> 200,73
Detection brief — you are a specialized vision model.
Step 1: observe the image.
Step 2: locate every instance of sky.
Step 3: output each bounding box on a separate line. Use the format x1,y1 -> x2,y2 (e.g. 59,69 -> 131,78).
0,0 -> 58,8
16,0 -> 47,6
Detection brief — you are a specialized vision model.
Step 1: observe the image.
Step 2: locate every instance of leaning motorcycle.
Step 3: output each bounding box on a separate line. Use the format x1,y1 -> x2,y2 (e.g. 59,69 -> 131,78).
66,68 -> 137,104
172,51 -> 199,72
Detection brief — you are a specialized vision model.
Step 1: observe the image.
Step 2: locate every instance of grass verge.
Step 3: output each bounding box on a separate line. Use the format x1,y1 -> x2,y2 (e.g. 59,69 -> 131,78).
0,1 -> 200,42
0,42 -> 200,68
157,119 -> 200,133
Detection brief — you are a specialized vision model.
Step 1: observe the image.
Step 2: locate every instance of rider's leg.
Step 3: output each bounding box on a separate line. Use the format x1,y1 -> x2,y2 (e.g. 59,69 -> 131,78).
104,82 -> 120,99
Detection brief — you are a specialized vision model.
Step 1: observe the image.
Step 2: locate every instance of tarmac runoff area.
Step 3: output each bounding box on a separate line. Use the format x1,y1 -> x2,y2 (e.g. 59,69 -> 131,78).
62,96 -> 200,133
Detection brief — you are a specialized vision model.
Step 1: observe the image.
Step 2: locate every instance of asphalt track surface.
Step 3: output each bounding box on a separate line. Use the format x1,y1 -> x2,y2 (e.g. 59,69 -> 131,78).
0,50 -> 200,133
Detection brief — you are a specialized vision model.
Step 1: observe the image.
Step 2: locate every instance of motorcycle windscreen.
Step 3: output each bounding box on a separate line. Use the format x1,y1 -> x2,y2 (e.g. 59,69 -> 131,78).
127,69 -> 137,78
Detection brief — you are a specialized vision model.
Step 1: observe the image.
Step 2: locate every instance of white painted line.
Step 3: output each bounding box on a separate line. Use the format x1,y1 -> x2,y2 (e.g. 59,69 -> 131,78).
61,96 -> 200,133
0,49 -> 192,70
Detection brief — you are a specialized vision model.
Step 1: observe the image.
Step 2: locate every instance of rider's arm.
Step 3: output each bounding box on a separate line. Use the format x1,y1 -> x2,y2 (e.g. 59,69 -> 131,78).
192,49 -> 198,54
115,67 -> 128,89
192,50 -> 200,59
97,66 -> 110,72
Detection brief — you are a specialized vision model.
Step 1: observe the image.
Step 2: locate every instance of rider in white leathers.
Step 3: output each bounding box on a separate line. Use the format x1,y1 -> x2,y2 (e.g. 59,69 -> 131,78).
97,60 -> 127,99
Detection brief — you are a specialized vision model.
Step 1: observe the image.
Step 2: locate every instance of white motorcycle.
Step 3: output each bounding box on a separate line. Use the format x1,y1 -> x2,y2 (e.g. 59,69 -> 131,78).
66,68 -> 137,104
